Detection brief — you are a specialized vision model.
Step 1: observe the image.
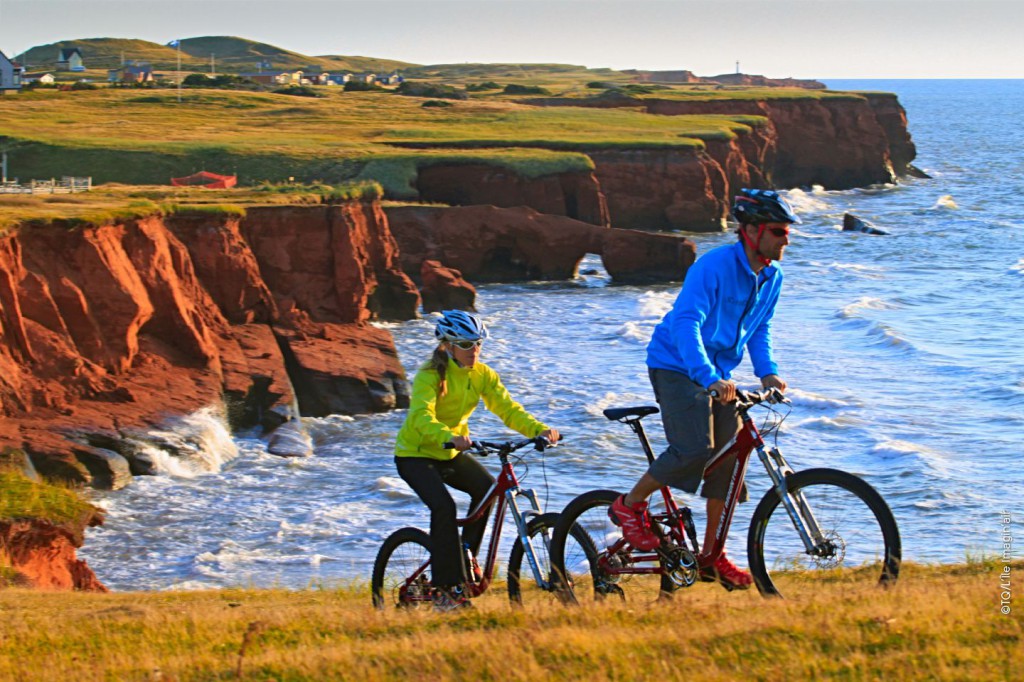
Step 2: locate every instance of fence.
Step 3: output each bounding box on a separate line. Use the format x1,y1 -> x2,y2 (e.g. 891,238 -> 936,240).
0,177 -> 93,194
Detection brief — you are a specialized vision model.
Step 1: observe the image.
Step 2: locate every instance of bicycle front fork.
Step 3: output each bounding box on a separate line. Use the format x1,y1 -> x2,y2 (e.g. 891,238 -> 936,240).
758,446 -> 833,557
507,487 -> 552,589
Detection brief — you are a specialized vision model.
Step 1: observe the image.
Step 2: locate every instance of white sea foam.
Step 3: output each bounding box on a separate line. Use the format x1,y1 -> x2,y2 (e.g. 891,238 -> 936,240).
372,476 -> 415,500
808,261 -> 887,279
932,194 -> 958,209
1011,259 -> 1024,275
127,407 -> 239,478
789,416 -> 857,432
616,321 -> 651,343
782,186 -> 831,213
585,392 -> 658,419
783,388 -> 854,410
835,297 -> 902,320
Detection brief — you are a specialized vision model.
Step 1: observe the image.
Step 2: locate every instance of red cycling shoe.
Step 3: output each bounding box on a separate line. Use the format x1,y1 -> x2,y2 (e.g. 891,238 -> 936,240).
608,495 -> 660,551
700,553 -> 753,591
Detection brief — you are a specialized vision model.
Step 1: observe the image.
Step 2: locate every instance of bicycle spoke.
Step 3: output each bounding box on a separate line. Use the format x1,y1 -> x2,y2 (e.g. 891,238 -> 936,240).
748,468 -> 901,598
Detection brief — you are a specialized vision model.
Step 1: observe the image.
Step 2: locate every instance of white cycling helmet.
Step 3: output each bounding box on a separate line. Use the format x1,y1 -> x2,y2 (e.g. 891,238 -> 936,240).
434,310 -> 489,343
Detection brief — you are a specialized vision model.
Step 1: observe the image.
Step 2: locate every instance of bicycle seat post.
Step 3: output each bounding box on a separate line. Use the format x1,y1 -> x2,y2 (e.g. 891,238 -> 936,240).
625,418 -> 658,466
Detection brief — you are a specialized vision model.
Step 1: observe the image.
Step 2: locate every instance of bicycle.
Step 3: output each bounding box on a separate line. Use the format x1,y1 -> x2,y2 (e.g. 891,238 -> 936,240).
371,435 -> 586,608
549,388 -> 901,601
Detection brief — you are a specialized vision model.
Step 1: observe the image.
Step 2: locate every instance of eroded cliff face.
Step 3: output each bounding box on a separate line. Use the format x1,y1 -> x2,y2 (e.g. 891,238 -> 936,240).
414,165 -> 610,227
0,516 -> 106,591
642,96 -> 907,190
0,202 -> 419,488
385,204 -> 696,285
515,92 -> 915,231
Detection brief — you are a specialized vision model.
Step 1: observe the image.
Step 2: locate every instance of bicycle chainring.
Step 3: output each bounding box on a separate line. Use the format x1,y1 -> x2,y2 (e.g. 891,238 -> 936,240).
661,545 -> 699,588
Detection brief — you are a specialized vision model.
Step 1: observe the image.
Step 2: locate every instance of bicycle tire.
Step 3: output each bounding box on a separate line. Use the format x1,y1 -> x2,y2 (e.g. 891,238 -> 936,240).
507,512 -> 592,605
549,489 -> 676,604
371,527 -> 432,610
747,468 -> 901,598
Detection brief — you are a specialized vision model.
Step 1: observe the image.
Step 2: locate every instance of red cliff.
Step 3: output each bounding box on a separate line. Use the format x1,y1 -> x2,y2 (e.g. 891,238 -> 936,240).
0,202 -> 419,489
385,204 -> 695,284
0,517 -> 106,591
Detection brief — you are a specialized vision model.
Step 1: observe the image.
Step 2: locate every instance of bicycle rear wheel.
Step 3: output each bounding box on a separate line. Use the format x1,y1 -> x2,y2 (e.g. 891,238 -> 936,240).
371,527 -> 432,610
747,468 -> 901,598
549,489 -> 676,604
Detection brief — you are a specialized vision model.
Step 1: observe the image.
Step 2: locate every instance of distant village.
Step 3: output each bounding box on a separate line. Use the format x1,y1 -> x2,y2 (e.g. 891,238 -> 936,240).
0,44 -> 404,93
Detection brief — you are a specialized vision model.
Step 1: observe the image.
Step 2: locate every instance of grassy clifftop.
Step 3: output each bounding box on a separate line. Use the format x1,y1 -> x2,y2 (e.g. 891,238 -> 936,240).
0,561 -> 1018,680
0,87 -> 769,195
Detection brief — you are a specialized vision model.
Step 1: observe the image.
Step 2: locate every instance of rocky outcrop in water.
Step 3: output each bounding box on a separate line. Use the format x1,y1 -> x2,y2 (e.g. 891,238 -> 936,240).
0,202 -> 418,489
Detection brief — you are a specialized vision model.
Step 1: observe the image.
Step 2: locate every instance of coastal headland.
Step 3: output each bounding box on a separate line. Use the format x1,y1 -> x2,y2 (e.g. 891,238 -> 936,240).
1,37 -> 919,588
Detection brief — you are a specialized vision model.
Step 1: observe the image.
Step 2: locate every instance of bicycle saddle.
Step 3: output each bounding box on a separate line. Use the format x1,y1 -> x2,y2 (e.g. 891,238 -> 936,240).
602,405 -> 660,421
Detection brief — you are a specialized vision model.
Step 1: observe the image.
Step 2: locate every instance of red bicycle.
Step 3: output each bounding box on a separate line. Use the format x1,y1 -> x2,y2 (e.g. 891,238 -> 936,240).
549,388 -> 901,600
371,436 -> 587,608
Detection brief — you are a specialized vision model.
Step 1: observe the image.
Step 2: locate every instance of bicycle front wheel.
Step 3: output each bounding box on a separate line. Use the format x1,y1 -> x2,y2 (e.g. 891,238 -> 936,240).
371,527 -> 432,610
550,489 -> 675,604
747,468 -> 901,598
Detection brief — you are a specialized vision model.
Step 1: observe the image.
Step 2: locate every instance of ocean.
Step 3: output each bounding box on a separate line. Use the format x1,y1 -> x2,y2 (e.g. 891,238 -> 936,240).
80,79 -> 1024,591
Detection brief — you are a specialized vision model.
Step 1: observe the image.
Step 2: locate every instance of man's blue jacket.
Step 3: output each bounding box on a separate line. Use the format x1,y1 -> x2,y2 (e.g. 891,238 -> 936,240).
646,241 -> 782,388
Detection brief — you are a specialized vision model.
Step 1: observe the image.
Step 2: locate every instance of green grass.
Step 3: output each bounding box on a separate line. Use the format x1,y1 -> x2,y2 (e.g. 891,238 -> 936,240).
0,87 -> 773,190
0,182 -> 385,231
0,466 -> 96,525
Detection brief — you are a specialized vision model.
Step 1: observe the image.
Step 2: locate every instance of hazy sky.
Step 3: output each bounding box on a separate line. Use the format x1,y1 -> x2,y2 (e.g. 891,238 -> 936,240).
0,0 -> 1021,78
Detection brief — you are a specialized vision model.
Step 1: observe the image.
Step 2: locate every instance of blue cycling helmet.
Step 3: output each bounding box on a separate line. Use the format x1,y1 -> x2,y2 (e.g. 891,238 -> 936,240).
435,310 -> 489,343
732,189 -> 801,225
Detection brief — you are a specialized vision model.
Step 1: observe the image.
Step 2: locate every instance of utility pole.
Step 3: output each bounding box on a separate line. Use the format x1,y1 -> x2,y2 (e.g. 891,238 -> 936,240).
736,60 -> 740,75
211,53 -> 216,76
2,151 -> 7,184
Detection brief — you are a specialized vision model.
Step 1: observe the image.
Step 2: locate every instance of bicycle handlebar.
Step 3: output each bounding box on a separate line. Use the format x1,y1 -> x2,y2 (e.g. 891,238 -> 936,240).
442,435 -> 561,456
709,387 -> 789,410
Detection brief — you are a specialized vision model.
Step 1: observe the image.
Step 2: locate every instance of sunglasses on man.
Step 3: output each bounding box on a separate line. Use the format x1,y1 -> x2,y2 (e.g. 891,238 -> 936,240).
764,225 -> 790,238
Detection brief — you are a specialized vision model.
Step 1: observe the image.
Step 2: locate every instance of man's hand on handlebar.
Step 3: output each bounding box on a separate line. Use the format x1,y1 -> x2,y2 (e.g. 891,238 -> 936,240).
449,435 -> 473,451
709,379 -> 737,404
761,374 -> 788,393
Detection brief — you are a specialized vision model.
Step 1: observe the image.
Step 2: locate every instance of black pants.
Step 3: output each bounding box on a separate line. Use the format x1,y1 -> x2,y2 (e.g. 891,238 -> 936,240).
395,453 -> 495,589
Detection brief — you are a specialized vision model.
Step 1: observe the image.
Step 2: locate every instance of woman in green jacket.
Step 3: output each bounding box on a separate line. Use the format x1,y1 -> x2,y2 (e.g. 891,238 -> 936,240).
395,310 -> 559,611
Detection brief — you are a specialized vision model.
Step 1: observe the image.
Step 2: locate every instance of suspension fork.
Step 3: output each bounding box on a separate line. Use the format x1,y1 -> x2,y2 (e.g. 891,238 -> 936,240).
507,485 -> 552,589
757,445 -> 831,554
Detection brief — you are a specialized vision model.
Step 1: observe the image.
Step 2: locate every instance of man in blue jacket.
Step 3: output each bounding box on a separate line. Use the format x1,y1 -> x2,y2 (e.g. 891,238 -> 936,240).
609,189 -> 799,590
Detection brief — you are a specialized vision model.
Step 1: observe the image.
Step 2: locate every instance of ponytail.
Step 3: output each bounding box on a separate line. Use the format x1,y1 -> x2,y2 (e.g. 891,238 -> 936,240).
422,344 -> 449,397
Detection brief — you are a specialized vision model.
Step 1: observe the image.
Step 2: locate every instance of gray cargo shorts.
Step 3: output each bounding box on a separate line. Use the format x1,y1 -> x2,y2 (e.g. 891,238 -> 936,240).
647,367 -> 748,502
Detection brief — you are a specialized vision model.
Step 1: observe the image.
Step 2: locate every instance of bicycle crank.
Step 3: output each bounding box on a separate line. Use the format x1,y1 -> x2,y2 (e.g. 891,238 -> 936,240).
659,545 -> 699,588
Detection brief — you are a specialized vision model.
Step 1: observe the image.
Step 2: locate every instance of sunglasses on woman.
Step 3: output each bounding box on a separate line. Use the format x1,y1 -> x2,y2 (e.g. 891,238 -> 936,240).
452,339 -> 483,350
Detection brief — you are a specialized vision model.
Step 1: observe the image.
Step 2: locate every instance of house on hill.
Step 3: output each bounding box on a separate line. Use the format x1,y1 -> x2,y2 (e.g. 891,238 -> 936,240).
108,62 -> 154,83
22,72 -> 55,85
239,70 -> 303,85
0,50 -> 23,94
57,47 -> 85,72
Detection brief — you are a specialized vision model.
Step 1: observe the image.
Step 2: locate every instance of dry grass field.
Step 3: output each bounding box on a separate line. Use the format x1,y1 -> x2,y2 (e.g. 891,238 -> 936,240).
0,561 -> 1018,681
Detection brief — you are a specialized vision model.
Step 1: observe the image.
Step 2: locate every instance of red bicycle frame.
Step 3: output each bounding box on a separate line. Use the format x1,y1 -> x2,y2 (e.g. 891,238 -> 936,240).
597,406 -> 765,577
399,444 -> 542,601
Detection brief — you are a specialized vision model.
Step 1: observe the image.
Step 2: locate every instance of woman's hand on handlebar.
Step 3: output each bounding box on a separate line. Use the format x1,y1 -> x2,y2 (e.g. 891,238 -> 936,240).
709,379 -> 737,404
539,428 -> 560,445
450,435 -> 473,451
